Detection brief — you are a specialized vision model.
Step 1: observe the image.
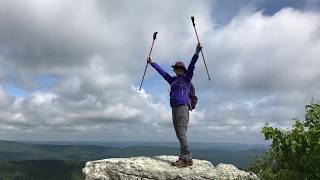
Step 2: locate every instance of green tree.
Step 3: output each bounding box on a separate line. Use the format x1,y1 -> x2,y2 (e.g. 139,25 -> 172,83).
248,100 -> 320,180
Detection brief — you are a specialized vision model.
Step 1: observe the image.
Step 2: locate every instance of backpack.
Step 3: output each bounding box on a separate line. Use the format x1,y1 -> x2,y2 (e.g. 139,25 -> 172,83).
187,82 -> 198,111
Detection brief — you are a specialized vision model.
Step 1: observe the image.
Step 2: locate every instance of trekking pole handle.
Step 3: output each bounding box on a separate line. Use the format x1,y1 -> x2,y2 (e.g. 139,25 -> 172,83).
191,16 -> 195,27
153,32 -> 158,40
148,32 -> 157,58
191,16 -> 200,43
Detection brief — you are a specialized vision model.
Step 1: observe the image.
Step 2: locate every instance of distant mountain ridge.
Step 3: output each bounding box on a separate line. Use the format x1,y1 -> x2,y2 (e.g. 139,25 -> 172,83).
0,140 -> 268,168
18,140 -> 269,151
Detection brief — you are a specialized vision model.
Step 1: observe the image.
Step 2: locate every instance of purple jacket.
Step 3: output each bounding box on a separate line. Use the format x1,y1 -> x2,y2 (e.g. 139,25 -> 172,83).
150,53 -> 199,107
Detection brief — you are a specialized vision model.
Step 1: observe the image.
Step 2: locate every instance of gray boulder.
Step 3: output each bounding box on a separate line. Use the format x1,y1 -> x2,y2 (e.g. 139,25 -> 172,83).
82,155 -> 259,180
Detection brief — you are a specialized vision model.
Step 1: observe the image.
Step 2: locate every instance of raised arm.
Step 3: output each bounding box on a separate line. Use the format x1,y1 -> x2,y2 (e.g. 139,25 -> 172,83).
148,58 -> 175,84
185,43 -> 202,82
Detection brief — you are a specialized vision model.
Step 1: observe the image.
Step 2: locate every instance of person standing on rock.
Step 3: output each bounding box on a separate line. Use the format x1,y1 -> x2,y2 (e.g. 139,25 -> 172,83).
147,43 -> 202,168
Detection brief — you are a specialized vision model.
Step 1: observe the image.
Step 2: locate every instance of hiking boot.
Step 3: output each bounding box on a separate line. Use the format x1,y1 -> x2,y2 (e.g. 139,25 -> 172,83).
182,159 -> 193,167
171,158 -> 185,167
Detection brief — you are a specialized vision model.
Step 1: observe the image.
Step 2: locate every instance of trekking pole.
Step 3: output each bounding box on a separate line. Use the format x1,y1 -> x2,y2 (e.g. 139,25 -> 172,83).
191,16 -> 211,81
139,32 -> 158,91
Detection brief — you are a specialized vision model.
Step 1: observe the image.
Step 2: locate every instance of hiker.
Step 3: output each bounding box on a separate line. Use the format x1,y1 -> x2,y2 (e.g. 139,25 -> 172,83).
147,42 -> 202,168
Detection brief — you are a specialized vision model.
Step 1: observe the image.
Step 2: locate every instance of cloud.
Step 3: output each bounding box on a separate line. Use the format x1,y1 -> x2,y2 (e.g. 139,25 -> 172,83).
0,85 -> 9,106
190,7 -> 320,142
0,0 -> 319,143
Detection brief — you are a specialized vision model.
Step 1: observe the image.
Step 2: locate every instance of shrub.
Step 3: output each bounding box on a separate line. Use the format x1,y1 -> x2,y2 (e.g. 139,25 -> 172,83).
248,100 -> 320,179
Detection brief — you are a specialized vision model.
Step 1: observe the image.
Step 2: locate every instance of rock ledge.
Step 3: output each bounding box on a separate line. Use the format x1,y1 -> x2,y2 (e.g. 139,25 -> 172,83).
82,155 -> 259,180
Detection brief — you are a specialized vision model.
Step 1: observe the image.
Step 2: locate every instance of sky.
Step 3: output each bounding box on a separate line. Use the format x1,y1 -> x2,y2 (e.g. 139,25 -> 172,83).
0,0 -> 320,144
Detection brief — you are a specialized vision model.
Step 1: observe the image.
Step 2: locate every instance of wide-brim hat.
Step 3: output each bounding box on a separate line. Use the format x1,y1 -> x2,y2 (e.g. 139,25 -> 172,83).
171,61 -> 187,71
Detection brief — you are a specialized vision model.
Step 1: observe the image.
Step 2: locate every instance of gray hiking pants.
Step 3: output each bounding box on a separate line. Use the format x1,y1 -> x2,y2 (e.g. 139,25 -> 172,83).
172,104 -> 192,161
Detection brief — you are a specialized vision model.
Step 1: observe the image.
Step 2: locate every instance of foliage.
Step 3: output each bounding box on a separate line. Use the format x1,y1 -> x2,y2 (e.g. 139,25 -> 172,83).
248,100 -> 320,179
0,160 -> 85,180
0,141 -> 265,168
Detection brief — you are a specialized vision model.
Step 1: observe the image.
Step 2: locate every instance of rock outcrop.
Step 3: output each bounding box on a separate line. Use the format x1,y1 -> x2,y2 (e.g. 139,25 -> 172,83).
82,155 -> 259,180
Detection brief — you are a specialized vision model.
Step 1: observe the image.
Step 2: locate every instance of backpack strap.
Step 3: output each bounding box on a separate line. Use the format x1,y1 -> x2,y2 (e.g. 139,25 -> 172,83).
186,82 -> 193,111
